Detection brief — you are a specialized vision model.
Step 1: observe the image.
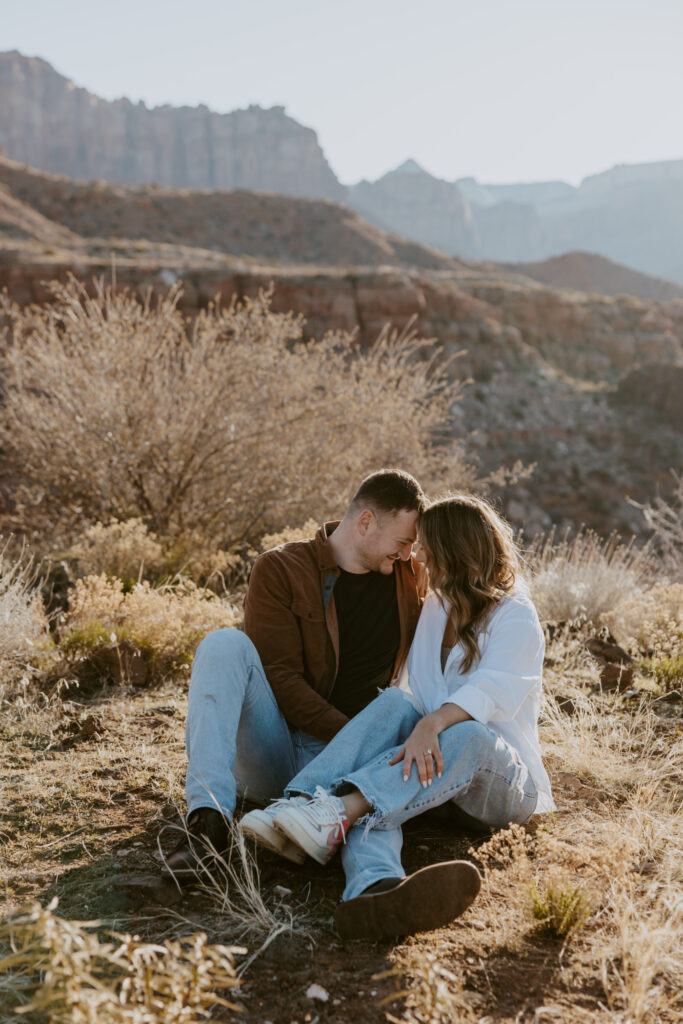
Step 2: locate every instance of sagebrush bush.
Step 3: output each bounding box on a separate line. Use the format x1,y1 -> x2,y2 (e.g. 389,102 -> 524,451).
258,518 -> 319,552
59,574 -> 239,681
527,528 -> 652,624
0,546 -> 50,694
67,518 -> 164,586
1,278 -> 470,553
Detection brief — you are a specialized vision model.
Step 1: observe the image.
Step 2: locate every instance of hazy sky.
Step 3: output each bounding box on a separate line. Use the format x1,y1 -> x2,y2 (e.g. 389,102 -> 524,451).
4,0 -> 682,186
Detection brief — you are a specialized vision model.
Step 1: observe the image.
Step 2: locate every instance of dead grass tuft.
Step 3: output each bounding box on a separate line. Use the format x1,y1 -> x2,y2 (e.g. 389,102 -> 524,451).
0,898 -> 243,1023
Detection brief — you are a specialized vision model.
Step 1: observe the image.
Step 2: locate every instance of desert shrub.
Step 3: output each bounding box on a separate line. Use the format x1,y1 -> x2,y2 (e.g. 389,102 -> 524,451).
601,582 -> 683,645
258,518 -> 319,551
67,518 -> 164,586
1,278 -> 470,553
0,545 -> 51,694
0,899 -> 242,1022
527,528 -> 652,624
58,574 -> 239,682
638,470 -> 683,580
600,583 -> 683,692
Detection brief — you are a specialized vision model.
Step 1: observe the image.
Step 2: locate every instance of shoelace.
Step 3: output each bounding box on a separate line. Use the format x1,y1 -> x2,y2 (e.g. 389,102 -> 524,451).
266,794 -> 309,814
304,785 -> 349,845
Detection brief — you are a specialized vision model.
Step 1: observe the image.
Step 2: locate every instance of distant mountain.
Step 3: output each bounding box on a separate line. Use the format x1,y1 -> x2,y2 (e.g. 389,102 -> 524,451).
0,50 -> 344,200
4,49 -> 683,285
351,159 -> 683,284
348,159 -> 477,257
456,177 -> 575,208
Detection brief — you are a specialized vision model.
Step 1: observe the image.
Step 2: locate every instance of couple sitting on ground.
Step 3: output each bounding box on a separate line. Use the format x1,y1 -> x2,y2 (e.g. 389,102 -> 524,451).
162,469 -> 554,939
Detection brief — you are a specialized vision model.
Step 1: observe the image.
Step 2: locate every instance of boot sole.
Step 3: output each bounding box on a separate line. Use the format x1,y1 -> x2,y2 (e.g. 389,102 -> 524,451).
240,813 -> 307,865
334,860 -> 482,940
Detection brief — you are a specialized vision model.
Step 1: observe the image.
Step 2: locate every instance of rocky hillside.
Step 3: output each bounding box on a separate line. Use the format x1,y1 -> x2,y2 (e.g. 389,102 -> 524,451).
503,252 -> 683,302
2,250 -> 681,539
0,51 -> 344,200
0,156 -> 455,271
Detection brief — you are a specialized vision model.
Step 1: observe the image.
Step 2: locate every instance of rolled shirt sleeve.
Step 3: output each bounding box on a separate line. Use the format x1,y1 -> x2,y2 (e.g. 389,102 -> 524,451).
443,603 -> 545,724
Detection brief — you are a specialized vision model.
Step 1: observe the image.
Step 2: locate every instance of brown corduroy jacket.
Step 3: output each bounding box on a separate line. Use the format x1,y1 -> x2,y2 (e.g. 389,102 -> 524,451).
243,522 -> 425,742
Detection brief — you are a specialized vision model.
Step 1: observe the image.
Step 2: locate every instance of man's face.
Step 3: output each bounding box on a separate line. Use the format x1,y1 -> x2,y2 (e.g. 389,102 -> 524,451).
358,508 -> 419,574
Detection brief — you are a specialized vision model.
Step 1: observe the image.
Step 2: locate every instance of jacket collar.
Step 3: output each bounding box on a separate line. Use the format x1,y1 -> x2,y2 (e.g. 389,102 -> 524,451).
314,521 -> 342,572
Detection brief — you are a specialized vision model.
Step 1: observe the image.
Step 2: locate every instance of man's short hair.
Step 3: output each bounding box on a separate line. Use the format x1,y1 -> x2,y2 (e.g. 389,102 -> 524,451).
349,469 -> 425,517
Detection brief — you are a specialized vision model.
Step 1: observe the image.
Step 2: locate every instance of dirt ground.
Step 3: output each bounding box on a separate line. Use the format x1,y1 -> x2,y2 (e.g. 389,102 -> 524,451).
1,674 -> 680,1024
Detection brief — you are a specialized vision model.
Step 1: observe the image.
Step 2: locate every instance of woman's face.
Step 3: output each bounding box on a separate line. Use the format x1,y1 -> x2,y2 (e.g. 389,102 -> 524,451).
413,539 -> 428,567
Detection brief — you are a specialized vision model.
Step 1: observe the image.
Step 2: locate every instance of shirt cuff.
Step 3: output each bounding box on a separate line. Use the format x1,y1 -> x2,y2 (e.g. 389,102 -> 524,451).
444,684 -> 496,723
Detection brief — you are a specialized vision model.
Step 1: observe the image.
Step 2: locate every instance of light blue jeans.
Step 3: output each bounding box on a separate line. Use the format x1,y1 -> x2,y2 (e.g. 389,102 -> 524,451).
285,686 -> 538,900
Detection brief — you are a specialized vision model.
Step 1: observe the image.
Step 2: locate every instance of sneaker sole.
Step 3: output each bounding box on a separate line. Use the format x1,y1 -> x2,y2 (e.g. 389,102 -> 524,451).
240,813 -> 307,865
334,860 -> 482,940
273,807 -> 337,865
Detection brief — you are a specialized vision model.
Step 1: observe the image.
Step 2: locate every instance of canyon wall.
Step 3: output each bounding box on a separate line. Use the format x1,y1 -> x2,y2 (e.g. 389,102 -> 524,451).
0,51 -> 344,200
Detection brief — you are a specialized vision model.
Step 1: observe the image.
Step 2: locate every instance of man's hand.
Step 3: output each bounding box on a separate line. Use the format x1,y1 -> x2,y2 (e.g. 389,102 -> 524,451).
388,703 -> 473,787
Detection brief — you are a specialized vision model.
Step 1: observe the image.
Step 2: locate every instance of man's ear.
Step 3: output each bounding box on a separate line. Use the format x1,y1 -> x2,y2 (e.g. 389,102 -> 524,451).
357,508 -> 375,536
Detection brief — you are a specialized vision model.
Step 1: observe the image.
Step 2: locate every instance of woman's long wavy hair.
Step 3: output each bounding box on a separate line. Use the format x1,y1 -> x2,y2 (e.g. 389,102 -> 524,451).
418,494 -> 520,672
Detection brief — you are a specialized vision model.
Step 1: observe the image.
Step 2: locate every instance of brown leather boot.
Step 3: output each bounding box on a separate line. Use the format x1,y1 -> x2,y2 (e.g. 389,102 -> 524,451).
334,860 -> 481,940
160,808 -> 230,883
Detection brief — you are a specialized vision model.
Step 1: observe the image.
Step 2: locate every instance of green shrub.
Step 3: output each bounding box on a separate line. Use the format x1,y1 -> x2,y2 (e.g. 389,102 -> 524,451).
529,874 -> 590,937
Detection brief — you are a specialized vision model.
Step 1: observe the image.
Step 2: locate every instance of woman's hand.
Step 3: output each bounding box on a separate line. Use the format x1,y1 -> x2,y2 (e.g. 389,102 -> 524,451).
388,714 -> 444,787
388,703 -> 473,786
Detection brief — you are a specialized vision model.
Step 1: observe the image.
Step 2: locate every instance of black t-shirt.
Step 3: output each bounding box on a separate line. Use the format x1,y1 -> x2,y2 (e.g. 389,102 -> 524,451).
329,567 -> 401,718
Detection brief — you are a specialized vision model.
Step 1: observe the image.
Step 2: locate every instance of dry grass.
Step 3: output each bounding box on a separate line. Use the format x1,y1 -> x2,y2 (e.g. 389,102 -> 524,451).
0,545 -> 52,700
638,469 -> 683,581
168,819 -> 313,973
0,899 -> 243,1023
527,528 -> 653,624
2,593 -> 682,1022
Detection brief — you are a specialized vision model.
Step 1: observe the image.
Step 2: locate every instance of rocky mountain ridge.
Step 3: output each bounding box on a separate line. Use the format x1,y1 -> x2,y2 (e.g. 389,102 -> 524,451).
0,50 -> 343,200
3,50 -> 683,285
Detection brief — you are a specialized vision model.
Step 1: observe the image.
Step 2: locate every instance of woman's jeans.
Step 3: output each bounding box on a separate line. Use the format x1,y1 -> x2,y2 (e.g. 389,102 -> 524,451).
285,686 -> 538,901
186,628 -> 536,902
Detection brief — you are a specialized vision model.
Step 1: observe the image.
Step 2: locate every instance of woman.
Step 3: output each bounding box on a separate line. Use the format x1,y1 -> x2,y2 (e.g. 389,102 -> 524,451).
241,494 -> 554,938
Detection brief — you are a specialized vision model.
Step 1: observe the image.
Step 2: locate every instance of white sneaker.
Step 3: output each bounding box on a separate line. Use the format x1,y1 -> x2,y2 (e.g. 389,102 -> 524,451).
273,787 -> 350,866
240,798 -> 309,865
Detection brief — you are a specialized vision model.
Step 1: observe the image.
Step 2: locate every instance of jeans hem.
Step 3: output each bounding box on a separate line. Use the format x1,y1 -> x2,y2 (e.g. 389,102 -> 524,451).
342,867 -> 406,903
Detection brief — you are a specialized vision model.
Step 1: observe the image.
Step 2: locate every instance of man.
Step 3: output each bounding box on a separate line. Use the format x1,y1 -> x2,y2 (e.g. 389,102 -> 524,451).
163,469 -> 479,936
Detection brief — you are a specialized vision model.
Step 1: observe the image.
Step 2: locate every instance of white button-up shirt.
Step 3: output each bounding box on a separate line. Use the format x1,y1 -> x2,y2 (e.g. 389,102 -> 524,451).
402,588 -> 555,813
